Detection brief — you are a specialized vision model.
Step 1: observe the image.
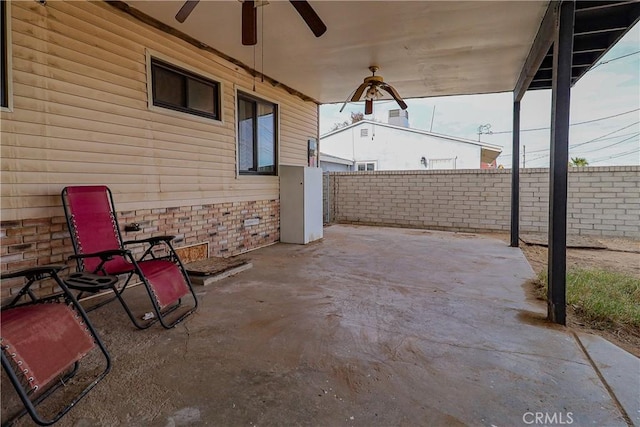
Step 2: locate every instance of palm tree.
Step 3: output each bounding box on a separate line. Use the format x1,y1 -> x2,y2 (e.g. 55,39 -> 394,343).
570,157 -> 589,167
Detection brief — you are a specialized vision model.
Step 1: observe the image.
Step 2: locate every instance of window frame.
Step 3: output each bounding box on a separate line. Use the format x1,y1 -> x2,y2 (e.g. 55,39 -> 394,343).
427,158 -> 457,170
146,51 -> 222,123
236,90 -> 279,176
356,161 -> 376,171
1,0 -> 13,112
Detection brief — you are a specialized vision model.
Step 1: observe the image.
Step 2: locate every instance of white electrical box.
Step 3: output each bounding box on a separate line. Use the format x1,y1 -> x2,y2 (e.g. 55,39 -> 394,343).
279,165 -> 323,244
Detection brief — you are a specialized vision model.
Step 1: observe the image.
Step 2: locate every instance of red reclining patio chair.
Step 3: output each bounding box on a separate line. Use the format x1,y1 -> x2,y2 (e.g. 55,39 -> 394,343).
61,185 -> 198,329
1,265 -> 111,426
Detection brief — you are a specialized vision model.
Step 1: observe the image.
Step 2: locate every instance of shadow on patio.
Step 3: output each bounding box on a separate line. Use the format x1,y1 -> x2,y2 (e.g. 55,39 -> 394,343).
29,225 -> 634,426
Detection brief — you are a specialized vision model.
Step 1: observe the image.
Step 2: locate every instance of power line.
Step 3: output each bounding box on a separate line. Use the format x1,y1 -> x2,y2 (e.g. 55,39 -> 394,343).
527,124 -> 639,163
591,147 -> 640,163
571,121 -> 639,149
499,122 -> 640,158
499,131 -> 639,158
490,108 -> 640,134
590,50 -> 640,71
527,136 -> 638,164
577,132 -> 639,154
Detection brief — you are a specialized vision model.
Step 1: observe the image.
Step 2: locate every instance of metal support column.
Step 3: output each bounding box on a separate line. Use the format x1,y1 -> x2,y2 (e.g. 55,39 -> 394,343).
547,0 -> 575,325
510,100 -> 521,247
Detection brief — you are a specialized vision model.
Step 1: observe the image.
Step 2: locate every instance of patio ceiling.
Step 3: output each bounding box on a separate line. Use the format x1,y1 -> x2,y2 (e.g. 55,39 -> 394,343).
125,1 -> 550,103
528,1 -> 640,91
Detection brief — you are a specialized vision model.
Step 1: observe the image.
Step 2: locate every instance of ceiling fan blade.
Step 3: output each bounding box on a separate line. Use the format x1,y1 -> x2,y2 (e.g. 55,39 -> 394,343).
380,83 -> 408,110
242,0 -> 257,46
289,1 -> 327,37
175,0 -> 199,23
339,89 -> 357,113
365,99 -> 373,115
350,83 -> 369,102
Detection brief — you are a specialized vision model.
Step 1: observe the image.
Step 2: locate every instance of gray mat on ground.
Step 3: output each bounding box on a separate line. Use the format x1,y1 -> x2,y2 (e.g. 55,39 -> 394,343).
185,257 -> 251,276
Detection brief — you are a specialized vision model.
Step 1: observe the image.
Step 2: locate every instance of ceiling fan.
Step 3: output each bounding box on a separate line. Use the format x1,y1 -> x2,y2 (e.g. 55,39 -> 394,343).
175,0 -> 327,46
340,66 -> 408,115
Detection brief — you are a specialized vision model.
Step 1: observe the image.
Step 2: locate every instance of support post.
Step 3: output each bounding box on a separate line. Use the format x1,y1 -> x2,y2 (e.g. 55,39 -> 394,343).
510,100 -> 521,247
547,0 -> 574,325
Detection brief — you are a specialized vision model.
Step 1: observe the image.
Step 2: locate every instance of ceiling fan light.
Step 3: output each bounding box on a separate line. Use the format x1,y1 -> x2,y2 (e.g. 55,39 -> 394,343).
365,86 -> 381,100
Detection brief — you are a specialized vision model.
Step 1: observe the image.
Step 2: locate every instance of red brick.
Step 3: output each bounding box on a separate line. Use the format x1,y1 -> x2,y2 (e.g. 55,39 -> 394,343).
7,227 -> 36,237
1,236 -> 23,246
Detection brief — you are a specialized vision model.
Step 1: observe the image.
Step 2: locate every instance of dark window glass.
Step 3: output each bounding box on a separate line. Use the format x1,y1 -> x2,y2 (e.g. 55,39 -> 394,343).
154,65 -> 184,106
150,58 -> 220,120
188,79 -> 215,115
238,93 -> 277,175
1,0 -> 8,108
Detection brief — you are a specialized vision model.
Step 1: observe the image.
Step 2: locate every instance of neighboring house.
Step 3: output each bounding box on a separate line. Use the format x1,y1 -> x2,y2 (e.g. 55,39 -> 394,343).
0,0 -> 316,275
320,110 -> 502,171
319,153 -> 353,172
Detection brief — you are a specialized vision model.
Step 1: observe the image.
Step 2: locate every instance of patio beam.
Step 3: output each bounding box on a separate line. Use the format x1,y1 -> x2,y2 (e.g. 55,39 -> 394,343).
513,2 -> 561,102
547,0 -> 575,326
510,99 -> 520,248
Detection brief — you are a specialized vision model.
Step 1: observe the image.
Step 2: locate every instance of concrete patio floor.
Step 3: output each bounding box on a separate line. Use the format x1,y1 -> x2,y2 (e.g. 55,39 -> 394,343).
30,225 -> 638,426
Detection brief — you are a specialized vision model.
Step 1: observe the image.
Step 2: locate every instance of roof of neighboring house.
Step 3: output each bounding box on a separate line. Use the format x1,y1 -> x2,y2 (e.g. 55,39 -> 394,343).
321,120 -> 503,153
319,152 -> 353,166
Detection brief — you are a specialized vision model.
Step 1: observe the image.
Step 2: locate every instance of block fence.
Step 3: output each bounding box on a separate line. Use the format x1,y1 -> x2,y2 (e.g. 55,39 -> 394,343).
0,199 -> 279,300
323,166 -> 639,238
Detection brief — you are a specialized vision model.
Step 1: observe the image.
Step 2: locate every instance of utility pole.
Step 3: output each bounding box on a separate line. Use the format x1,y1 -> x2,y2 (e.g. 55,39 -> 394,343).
429,106 -> 436,132
523,145 -> 526,168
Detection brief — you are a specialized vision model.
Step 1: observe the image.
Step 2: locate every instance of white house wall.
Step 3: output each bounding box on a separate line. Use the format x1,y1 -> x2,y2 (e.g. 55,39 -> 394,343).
321,123 -> 482,171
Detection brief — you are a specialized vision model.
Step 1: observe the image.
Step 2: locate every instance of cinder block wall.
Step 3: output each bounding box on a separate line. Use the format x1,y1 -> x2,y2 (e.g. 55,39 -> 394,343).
326,166 -> 639,238
0,199 -> 279,300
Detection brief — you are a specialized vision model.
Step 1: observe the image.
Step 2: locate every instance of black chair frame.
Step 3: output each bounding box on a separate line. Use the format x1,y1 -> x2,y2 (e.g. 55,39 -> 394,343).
61,187 -> 198,330
1,265 -> 111,426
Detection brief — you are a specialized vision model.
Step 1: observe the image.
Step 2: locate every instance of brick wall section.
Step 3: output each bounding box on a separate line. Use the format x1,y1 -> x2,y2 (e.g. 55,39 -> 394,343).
326,166 -> 639,238
1,199 -> 279,300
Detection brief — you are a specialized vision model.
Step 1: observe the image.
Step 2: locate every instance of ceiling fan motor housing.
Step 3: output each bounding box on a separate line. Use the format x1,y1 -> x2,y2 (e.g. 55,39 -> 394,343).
364,75 -> 384,84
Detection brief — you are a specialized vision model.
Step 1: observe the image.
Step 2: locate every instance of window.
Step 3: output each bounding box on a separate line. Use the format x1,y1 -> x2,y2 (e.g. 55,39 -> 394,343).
150,58 -> 220,120
360,129 -> 368,137
237,92 -> 277,175
356,162 -> 376,171
1,0 -> 9,109
428,158 -> 457,170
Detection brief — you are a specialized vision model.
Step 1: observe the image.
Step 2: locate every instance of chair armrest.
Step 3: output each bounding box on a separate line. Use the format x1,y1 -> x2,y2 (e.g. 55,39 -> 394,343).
65,272 -> 119,292
68,249 -> 129,261
0,265 -> 68,280
1,265 -> 70,309
123,235 -> 175,246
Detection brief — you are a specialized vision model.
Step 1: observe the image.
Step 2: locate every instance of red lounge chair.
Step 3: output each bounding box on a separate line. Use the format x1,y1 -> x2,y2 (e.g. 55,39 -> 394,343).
1,265 -> 111,426
61,186 -> 198,329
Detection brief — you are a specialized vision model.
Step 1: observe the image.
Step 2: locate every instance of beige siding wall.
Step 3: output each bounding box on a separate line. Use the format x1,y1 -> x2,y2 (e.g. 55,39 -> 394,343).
1,0 -> 317,221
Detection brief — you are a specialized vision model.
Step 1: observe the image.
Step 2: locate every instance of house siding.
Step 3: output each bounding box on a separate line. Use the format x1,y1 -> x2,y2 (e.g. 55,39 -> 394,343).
1,0 -> 317,220
0,1 -> 317,294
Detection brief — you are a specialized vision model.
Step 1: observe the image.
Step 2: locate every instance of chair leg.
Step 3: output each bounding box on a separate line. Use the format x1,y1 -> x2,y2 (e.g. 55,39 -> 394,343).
91,273 -> 157,330
139,276 -> 198,330
111,286 -> 157,330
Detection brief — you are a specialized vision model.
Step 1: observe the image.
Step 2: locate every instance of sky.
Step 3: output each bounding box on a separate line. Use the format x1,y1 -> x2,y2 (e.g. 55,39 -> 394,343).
319,23 -> 640,169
